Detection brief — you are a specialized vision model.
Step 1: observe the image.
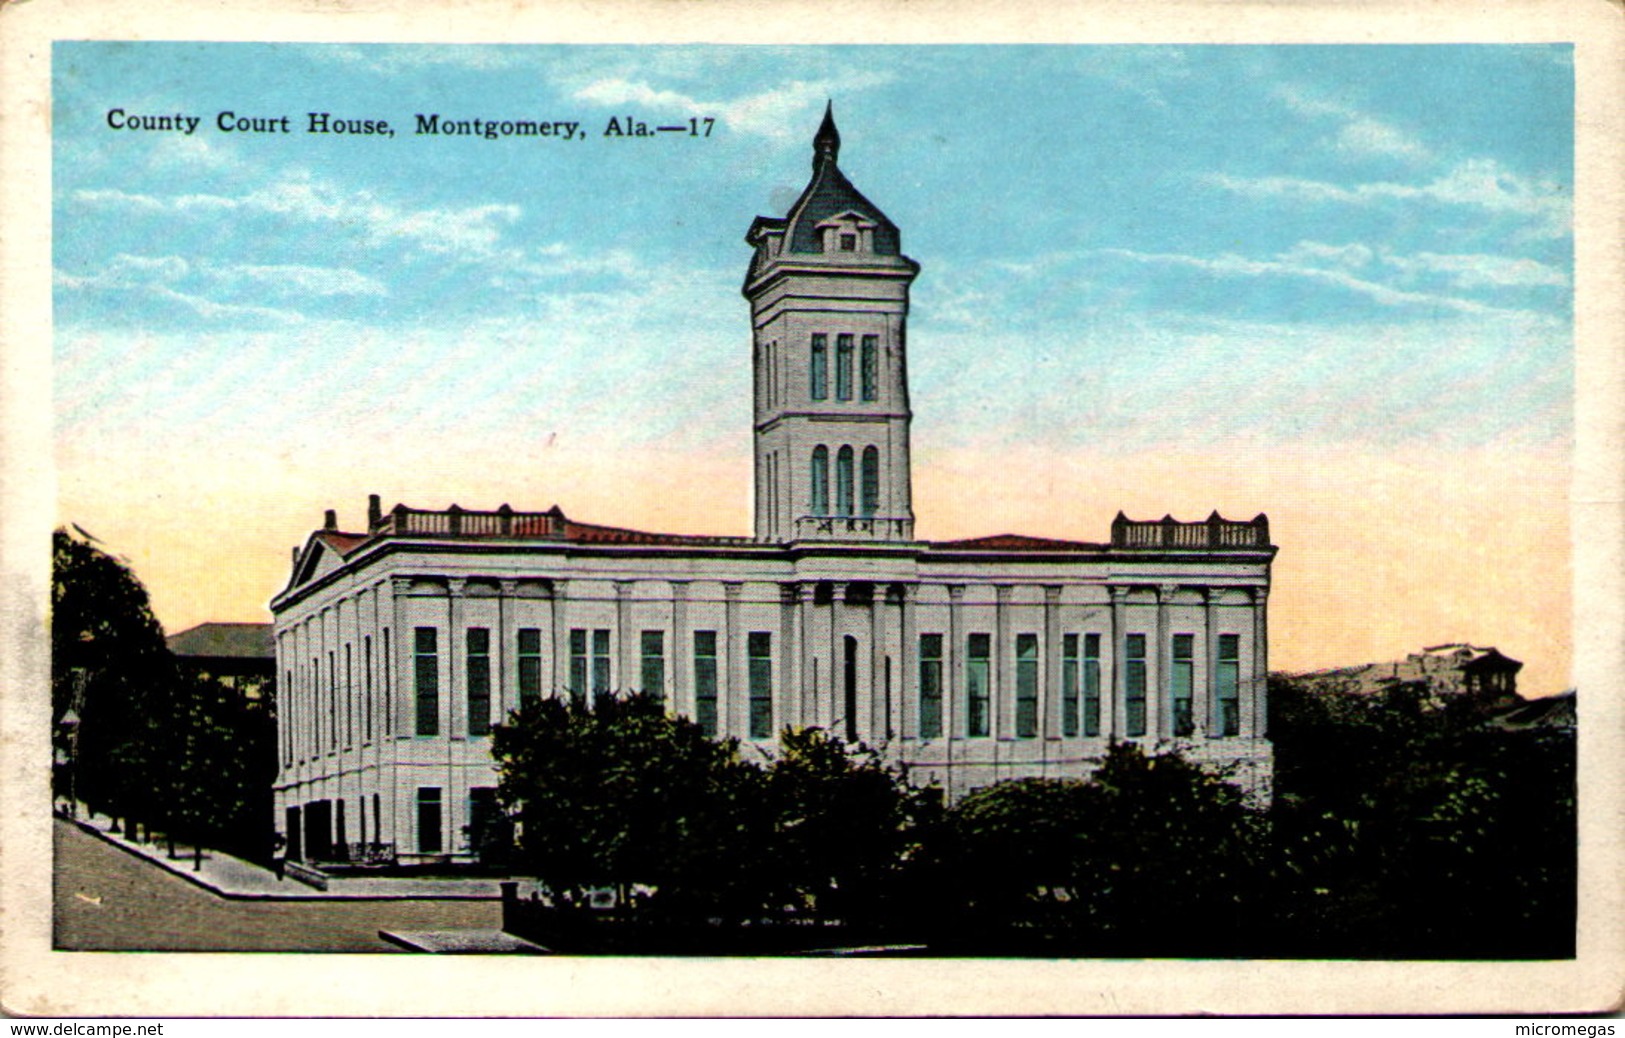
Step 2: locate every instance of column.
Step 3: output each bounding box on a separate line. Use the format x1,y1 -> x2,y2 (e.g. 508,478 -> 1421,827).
723,582 -> 742,737
1108,585 -> 1128,740
614,581 -> 633,693
899,583 -> 918,741
796,583 -> 814,729
1042,585 -> 1061,742
869,587 -> 886,742
549,579 -> 569,696
1200,587 -> 1217,739
497,581 -> 516,722
825,583 -> 844,732
994,585 -> 1011,740
1153,584 -> 1174,742
1252,586 -> 1269,738
947,585 -> 964,740
779,583 -> 801,737
671,581 -> 690,718
447,578 -> 464,741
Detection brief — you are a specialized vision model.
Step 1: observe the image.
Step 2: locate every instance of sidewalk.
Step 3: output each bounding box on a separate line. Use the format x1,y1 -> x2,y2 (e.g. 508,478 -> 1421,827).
64,809 -> 523,902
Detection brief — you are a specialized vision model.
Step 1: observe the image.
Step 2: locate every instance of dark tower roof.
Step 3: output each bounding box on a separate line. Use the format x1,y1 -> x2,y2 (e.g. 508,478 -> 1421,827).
778,103 -> 901,256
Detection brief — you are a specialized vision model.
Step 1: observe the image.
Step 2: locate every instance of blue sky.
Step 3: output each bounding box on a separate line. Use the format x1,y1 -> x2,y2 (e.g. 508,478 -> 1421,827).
51,44 -> 1578,689
54,43 -> 1573,459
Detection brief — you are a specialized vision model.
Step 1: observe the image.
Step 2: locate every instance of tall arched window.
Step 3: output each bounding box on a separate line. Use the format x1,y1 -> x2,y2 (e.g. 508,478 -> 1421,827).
836,446 -> 855,516
810,446 -> 829,515
860,446 -> 879,517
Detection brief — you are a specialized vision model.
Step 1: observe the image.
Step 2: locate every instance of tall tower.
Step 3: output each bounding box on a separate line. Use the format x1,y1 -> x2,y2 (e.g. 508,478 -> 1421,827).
745,104 -> 920,543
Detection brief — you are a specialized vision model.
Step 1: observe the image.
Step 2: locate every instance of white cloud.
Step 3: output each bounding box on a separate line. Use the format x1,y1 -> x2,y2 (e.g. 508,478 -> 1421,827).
1273,83 -> 1430,164
1381,251 -> 1569,290
313,45 -> 521,76
1336,117 -> 1430,162
54,252 -> 189,290
74,172 -> 524,261
1098,246 -> 1539,319
1203,158 -> 1571,239
212,264 -> 388,297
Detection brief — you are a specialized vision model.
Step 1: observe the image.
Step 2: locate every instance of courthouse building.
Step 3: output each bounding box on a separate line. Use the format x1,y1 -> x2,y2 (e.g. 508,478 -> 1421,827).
271,107 -> 1277,865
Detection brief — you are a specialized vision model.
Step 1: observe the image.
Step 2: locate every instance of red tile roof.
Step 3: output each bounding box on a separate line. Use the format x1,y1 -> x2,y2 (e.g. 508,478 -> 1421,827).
929,533 -> 1105,552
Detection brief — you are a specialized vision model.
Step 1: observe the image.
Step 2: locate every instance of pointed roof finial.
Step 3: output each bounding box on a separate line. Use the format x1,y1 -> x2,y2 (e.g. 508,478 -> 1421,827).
813,100 -> 840,169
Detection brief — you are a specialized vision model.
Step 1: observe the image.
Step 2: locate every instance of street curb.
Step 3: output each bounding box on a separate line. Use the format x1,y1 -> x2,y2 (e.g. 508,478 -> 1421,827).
61,816 -> 502,903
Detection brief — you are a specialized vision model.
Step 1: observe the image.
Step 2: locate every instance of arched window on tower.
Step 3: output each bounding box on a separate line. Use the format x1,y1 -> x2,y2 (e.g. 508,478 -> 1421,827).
860,446 -> 879,517
810,446 -> 829,516
836,446 -> 855,516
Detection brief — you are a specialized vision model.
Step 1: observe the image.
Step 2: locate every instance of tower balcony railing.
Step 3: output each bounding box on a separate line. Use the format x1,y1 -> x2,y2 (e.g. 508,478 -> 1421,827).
791,514 -> 914,542
1110,511 -> 1272,550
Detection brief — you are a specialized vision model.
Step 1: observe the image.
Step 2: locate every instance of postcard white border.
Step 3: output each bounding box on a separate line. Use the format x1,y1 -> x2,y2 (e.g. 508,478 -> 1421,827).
2,0 -> 1621,1018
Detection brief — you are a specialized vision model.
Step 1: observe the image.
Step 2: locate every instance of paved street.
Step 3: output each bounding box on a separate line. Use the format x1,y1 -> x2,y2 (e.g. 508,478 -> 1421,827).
54,819 -> 502,952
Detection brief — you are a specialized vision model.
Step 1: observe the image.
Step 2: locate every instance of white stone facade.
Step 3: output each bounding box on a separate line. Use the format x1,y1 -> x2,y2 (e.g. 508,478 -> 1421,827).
270,108 -> 1276,865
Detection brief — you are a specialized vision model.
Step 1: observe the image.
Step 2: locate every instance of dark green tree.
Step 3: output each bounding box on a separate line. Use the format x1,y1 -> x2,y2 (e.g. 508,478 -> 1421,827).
51,528 -> 175,833
1268,675 -> 1576,958
765,727 -> 941,922
493,692 -> 777,919
937,742 -> 1268,955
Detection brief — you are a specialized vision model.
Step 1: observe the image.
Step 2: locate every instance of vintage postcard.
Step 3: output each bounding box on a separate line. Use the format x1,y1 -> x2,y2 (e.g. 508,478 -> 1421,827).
2,0 -> 1621,1019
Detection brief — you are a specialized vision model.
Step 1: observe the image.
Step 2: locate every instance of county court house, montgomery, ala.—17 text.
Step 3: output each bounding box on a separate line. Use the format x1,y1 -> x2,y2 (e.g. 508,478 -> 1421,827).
270,106 -> 1276,866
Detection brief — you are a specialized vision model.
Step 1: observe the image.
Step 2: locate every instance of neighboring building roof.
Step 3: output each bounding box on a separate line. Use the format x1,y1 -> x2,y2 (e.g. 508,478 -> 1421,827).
167,622 -> 274,660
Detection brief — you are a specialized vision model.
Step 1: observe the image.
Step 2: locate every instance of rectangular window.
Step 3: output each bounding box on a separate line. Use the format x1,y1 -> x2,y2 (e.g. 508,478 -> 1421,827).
518,628 -> 542,706
810,334 -> 828,401
694,631 -> 718,737
836,333 -> 854,400
1217,634 -> 1241,737
748,631 -> 773,739
1015,634 -> 1039,738
1171,633 -> 1195,737
592,628 -> 611,696
839,232 -> 856,251
414,627 -> 439,736
1062,634 -> 1080,737
328,651 -> 338,750
1125,634 -> 1147,737
918,634 -> 944,739
285,669 -> 294,764
344,644 -> 353,749
363,636 -> 372,743
467,627 -> 491,737
416,787 -> 442,854
860,335 -> 878,401
967,633 -> 991,737
382,628 -> 391,736
569,628 -> 587,706
641,630 -> 666,702
1084,633 -> 1102,737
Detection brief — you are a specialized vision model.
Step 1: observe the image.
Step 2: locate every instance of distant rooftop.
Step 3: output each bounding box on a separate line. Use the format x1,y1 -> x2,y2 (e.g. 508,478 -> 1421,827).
167,622 -> 274,660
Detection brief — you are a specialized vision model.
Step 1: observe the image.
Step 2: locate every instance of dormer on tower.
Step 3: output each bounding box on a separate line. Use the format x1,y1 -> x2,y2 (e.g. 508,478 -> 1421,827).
745,104 -> 920,544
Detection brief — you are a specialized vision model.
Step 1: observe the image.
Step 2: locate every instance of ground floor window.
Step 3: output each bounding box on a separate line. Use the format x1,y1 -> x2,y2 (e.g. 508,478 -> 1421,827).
518,627 -> 542,705
1217,633 -> 1241,736
918,633 -> 943,739
748,631 -> 772,738
1125,634 -> 1147,737
1015,634 -> 1039,738
641,630 -> 665,702
467,627 -> 491,736
570,628 -> 611,704
694,631 -> 718,736
414,628 -> 438,736
417,787 -> 442,854
967,633 -> 991,737
1083,633 -> 1102,736
1171,633 -> 1195,737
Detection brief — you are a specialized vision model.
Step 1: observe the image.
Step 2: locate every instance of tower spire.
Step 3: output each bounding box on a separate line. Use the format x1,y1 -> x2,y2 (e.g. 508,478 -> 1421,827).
813,100 -> 840,169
